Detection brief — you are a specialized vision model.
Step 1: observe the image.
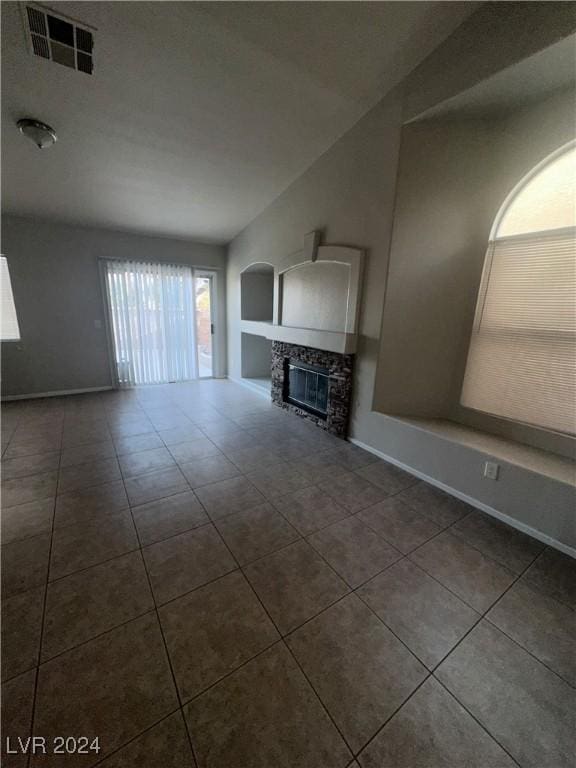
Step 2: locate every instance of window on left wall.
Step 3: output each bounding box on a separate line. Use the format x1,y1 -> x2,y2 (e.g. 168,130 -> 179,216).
0,256 -> 21,341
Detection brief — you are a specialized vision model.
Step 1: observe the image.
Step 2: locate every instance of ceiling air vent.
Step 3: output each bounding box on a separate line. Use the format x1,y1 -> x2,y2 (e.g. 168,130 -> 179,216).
22,3 -> 95,75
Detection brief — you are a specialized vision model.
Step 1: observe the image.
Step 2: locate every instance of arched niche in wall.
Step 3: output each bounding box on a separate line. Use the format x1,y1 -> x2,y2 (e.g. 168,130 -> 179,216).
276,242 -> 363,335
240,262 -> 275,322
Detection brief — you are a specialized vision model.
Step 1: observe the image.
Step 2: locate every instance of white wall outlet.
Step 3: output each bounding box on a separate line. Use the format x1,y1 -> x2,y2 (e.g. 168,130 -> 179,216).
483,461 -> 499,480
94,319 -> 102,329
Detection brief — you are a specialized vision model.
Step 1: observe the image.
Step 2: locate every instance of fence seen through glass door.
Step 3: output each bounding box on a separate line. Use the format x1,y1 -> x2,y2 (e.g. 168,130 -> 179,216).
195,274 -> 213,378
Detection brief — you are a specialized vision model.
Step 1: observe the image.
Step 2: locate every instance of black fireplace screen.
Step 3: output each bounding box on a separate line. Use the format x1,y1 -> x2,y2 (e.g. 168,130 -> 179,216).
284,360 -> 329,418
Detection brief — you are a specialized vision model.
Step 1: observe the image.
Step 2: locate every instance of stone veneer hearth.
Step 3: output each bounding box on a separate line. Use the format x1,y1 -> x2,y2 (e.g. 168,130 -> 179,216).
271,341 -> 354,437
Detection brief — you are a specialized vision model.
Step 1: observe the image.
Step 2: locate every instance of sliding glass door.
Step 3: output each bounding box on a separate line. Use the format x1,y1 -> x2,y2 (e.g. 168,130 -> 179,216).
105,259 -> 207,387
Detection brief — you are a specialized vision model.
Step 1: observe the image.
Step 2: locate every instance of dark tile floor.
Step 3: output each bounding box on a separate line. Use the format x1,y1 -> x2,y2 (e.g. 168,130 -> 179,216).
1,380 -> 575,768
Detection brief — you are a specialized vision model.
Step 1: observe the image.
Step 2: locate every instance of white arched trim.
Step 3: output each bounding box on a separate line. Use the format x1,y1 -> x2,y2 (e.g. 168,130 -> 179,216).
240,261 -> 275,274
489,139 -> 576,241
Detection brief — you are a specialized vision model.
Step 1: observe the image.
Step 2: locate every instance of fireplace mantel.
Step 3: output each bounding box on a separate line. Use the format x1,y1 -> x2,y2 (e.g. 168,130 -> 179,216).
240,319 -> 358,354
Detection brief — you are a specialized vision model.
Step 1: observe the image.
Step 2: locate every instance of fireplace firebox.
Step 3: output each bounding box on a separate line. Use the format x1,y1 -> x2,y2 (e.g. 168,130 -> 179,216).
284,360 -> 329,418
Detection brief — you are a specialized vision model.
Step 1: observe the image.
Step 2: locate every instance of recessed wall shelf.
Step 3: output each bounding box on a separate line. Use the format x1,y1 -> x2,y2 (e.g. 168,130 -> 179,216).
240,262 -> 274,322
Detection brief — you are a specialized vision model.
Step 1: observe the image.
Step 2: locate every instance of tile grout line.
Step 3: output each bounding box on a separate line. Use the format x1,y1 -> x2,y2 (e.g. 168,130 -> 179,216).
482,614 -> 575,690
400,497 -> 555,585
177,635 -> 282,710
427,544 -> 547,673
351,598 -> 500,764
18,541 -> 355,678
340,510 -> 492,615
326,523 -> 560,759
279,635 -> 357,761
354,566 -> 467,670
419,548 -> 553,767
28,607 -> 158,671
6,432 -> 325,575
121,450 -> 203,768
46,542 -> 144,585
401,529 -> 519,614
24,411 -> 65,768
3,457 -> 563,624
512,546 -> 576,612
433,676 -> 523,767
3,440 -> 567,615
205,504 -> 358,762
90,707 -> 183,768
435,523 -> 539,574
351,672 -> 433,761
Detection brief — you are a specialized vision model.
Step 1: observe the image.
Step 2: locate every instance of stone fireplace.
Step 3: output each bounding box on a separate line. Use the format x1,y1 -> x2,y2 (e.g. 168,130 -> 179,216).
271,341 -> 353,437
238,233 -> 363,435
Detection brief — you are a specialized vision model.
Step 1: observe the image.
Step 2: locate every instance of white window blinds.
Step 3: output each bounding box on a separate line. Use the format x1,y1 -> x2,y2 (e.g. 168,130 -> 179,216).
0,256 -> 21,341
461,144 -> 576,436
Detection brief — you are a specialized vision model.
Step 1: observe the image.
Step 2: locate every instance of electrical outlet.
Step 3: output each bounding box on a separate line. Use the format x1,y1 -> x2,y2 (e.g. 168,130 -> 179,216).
483,461 -> 499,480
94,319 -> 102,329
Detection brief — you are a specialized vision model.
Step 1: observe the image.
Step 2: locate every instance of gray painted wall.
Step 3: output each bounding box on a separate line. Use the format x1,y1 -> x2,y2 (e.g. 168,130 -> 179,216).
375,115 -> 497,419
241,334 -> 272,379
1,216 -> 226,397
240,271 -> 274,322
227,8 -> 576,549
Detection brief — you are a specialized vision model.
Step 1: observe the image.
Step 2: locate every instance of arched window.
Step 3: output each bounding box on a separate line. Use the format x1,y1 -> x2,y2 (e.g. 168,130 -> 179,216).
461,142 -> 576,435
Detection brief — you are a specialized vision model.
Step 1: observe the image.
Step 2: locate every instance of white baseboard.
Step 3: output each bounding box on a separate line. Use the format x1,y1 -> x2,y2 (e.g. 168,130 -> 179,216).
228,376 -> 270,399
349,436 -> 576,559
2,386 -> 114,402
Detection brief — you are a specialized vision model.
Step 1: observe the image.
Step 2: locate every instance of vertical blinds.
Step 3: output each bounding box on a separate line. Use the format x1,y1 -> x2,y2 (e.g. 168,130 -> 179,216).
0,256 -> 21,341
105,259 -> 197,387
460,229 -> 576,435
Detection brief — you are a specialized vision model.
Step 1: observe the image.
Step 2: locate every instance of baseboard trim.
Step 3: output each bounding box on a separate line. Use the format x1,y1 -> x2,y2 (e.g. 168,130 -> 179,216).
228,376 -> 270,400
2,386 -> 114,402
349,436 -> 576,559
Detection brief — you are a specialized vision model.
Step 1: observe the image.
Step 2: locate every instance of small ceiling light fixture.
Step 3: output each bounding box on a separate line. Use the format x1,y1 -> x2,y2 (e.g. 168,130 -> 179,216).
17,118 -> 57,149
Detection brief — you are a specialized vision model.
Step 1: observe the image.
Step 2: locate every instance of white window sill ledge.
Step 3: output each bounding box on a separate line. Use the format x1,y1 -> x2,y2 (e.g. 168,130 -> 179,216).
401,417 -> 575,488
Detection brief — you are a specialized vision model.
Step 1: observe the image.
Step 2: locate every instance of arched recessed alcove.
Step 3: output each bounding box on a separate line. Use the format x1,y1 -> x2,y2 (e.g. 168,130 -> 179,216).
240,263 -> 274,392
461,141 -> 576,435
240,262 -> 274,322
281,260 -> 350,332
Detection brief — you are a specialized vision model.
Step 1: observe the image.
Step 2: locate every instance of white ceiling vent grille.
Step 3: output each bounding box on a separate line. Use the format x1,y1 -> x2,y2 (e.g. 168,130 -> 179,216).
22,3 -> 95,75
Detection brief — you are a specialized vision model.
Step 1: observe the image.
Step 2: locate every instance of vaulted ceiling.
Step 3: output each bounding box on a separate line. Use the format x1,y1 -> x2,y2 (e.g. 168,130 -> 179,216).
1,1 -> 476,242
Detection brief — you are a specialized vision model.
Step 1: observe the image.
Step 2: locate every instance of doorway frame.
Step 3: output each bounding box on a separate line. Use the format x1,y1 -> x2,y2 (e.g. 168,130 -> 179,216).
194,268 -> 218,379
